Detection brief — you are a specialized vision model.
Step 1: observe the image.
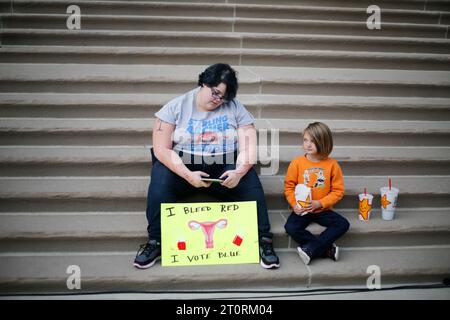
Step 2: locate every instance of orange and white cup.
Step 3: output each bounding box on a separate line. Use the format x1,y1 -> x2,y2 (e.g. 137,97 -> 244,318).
358,193 -> 373,221
380,187 -> 399,220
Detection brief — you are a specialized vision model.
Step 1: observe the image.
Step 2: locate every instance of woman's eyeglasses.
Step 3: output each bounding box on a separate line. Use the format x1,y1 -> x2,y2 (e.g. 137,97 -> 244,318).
209,87 -> 227,102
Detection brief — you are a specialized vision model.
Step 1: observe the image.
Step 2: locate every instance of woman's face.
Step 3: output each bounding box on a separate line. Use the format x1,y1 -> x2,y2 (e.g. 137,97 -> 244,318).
199,83 -> 227,111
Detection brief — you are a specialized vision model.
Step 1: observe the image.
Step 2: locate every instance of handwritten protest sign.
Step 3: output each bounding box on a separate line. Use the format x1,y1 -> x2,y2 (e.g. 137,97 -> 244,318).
161,201 -> 259,266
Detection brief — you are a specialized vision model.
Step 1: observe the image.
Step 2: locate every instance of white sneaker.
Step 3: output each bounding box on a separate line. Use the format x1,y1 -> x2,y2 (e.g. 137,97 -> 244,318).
297,246 -> 311,265
332,244 -> 339,261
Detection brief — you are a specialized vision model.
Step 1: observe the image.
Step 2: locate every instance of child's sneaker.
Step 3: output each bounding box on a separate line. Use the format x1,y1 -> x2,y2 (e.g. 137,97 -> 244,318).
325,243 -> 339,261
297,246 -> 311,265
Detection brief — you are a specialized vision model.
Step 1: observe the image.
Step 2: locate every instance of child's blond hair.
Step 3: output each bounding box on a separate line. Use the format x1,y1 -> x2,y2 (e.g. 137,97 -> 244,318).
303,122 -> 333,158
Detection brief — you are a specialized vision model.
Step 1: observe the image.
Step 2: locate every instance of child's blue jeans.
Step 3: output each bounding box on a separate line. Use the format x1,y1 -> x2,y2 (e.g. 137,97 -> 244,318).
145,149 -> 273,242
284,210 -> 350,258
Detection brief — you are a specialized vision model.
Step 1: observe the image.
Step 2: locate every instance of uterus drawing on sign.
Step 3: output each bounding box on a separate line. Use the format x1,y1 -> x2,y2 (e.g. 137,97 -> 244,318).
188,219 -> 228,249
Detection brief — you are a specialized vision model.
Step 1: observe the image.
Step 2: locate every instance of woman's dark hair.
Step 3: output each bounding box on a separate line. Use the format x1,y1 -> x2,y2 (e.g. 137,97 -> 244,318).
198,63 -> 238,101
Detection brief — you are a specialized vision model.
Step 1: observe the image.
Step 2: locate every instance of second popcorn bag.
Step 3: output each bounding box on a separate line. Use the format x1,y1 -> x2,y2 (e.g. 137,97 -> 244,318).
295,183 -> 312,216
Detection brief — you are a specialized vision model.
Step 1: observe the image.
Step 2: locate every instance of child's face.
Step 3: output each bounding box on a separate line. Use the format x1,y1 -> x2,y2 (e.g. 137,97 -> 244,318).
303,132 -> 318,156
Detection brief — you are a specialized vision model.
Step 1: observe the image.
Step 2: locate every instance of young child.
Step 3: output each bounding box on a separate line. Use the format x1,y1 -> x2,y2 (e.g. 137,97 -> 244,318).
284,122 -> 350,265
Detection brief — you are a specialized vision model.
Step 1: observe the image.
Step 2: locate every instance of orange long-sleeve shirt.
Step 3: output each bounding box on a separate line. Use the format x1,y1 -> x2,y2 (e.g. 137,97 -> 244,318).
284,155 -> 345,212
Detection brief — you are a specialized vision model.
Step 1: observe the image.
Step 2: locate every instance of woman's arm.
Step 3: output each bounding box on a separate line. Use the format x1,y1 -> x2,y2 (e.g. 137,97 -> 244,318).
236,124 -> 257,174
220,124 -> 257,188
153,118 -> 211,188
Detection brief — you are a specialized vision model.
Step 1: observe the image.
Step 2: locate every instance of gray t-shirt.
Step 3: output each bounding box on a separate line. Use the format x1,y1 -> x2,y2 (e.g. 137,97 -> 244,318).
155,87 -> 254,156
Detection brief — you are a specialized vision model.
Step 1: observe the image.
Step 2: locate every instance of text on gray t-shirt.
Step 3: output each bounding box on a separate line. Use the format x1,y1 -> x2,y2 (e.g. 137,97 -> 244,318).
155,87 -> 254,156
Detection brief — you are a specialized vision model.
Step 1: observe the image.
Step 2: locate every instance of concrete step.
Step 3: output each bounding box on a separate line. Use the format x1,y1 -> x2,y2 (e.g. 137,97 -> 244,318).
5,1 -> 449,24
0,208 -> 449,250
1,93 -> 449,121
3,29 -> 450,54
1,118 -> 448,146
0,176 -> 447,212
1,64 -> 450,97
2,14 -> 448,39
5,0 -> 448,12
2,45 -> 450,70
0,176 -> 448,212
0,246 -> 449,293
97,0 -> 450,11
0,146 -> 449,176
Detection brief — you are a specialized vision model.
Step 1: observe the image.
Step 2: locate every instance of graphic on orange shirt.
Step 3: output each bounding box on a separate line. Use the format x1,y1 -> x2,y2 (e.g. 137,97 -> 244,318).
359,198 -> 372,220
297,194 -> 311,208
303,168 -> 325,188
381,194 -> 391,209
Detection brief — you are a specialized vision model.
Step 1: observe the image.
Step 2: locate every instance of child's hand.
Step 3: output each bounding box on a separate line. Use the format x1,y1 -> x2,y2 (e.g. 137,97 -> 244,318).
296,200 -> 323,215
293,204 -> 309,215
307,200 -> 323,214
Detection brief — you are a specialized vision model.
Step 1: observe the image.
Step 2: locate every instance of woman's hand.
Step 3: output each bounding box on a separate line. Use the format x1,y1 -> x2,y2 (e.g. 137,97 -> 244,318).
186,171 -> 212,188
219,170 -> 244,189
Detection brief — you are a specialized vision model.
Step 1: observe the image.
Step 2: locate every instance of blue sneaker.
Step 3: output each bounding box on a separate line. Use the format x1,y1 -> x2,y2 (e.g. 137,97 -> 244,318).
133,240 -> 161,269
259,237 -> 280,269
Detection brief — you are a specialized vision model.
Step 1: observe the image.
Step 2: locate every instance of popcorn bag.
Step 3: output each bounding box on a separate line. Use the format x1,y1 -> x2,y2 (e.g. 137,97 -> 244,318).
295,184 -> 312,215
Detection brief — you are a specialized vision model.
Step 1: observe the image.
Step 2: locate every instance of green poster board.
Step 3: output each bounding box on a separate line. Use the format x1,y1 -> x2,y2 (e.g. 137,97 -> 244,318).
161,201 -> 259,266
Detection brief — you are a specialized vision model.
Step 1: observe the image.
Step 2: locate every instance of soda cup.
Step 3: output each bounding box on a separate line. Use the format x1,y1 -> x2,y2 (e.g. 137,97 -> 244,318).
358,193 -> 373,221
380,187 -> 399,220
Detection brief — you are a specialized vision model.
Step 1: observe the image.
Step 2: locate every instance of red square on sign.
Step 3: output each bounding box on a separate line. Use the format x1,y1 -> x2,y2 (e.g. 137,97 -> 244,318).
177,241 -> 186,250
233,235 -> 243,246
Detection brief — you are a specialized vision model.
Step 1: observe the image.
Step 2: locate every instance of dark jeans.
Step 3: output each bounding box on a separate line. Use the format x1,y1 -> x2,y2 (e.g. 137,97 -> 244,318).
284,210 -> 350,258
146,150 -> 273,242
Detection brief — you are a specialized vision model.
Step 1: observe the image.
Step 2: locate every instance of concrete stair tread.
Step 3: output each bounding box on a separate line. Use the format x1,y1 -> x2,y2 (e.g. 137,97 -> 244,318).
1,93 -> 449,120
4,29 -> 449,55
3,46 -> 449,70
1,118 -> 448,134
11,0 -> 444,11
1,208 -> 449,239
7,0 -> 448,22
0,176 -> 448,198
2,93 -> 450,110
0,246 -> 449,292
272,209 -> 450,237
1,64 -> 449,86
3,45 -> 449,71
261,119 -> 450,133
4,45 -> 450,61
2,14 -> 447,38
4,12 -> 447,26
4,28 -> 450,45
1,146 -> 449,163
